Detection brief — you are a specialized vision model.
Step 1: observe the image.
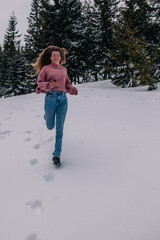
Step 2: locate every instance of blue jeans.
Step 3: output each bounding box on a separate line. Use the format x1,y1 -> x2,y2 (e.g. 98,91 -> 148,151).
44,91 -> 68,158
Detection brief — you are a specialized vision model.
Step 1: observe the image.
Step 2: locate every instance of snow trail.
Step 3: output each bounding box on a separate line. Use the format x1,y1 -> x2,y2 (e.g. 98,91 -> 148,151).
1,80 -> 160,240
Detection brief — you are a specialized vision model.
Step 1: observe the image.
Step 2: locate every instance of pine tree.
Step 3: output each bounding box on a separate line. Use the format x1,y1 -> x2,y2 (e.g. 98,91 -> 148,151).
51,0 -> 83,83
148,0 -> 160,83
0,45 -> 2,84
3,12 -> 21,88
24,0 -> 55,91
0,45 -> 3,96
24,0 -> 43,62
122,0 -> 151,33
0,48 -> 8,90
24,0 -> 50,83
16,47 -> 32,95
107,16 -> 158,90
94,0 -> 119,79
121,0 -> 160,85
2,12 -> 29,97
79,0 -> 104,83
94,0 -> 119,48
39,0 -> 54,47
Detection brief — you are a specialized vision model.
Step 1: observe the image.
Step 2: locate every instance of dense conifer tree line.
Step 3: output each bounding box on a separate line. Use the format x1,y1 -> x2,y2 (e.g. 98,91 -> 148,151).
0,0 -> 159,97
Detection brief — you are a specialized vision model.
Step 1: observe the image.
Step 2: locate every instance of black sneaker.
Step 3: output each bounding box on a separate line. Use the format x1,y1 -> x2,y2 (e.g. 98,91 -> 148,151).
52,156 -> 61,167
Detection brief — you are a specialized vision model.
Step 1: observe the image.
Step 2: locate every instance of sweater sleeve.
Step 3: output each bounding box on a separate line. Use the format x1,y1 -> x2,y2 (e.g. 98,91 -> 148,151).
36,67 -> 52,93
65,73 -> 77,95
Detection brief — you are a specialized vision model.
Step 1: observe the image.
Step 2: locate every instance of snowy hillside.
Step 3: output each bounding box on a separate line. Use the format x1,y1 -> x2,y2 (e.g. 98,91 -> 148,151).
1,80 -> 160,240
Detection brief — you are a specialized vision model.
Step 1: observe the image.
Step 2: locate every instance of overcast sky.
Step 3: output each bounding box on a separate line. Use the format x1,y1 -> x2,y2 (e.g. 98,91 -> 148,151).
0,0 -> 32,45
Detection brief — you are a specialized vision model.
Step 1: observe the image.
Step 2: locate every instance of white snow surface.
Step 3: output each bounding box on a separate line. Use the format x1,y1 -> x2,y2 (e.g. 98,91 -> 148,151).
1,80 -> 160,240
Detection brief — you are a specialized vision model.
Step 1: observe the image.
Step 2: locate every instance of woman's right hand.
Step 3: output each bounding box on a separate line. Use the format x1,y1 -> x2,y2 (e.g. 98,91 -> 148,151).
49,81 -> 59,89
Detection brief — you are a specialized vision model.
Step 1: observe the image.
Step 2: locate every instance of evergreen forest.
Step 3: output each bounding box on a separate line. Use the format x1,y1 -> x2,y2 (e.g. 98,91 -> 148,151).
0,0 -> 159,97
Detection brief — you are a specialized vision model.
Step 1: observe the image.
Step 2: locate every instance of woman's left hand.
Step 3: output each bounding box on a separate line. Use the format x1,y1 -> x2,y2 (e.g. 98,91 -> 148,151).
75,89 -> 78,95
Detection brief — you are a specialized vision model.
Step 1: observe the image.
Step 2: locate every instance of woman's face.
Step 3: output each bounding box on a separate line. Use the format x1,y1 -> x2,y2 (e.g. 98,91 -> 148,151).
50,51 -> 61,65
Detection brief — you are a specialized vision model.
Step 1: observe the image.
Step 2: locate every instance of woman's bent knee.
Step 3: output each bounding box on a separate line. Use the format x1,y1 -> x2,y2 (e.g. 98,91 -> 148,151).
46,123 -> 55,130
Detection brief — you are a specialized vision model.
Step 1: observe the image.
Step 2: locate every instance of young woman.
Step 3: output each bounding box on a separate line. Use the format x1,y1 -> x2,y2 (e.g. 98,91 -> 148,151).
34,46 -> 78,167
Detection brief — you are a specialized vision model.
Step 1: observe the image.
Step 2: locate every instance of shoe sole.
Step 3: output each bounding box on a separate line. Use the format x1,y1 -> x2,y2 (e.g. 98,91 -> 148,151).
53,161 -> 61,167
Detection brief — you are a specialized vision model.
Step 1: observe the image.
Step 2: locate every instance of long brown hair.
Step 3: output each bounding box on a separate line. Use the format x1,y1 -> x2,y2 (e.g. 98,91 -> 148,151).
33,45 -> 67,74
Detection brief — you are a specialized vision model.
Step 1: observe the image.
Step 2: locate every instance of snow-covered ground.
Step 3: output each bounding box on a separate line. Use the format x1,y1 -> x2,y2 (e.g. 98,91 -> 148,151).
1,80 -> 160,240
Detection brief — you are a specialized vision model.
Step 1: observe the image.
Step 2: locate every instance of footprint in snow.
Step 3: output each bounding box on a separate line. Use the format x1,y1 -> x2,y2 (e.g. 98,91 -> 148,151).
152,98 -> 160,102
25,130 -> 32,134
26,200 -> 43,215
29,159 -> 38,166
47,137 -> 53,143
26,234 -> 38,240
83,95 -> 89,98
25,137 -> 32,142
34,144 -> 40,150
4,116 -> 12,120
0,130 -> 12,139
43,173 -> 54,182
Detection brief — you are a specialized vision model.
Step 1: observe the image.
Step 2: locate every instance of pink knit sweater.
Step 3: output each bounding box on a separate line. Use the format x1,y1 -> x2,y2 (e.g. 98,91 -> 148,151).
36,62 -> 77,95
